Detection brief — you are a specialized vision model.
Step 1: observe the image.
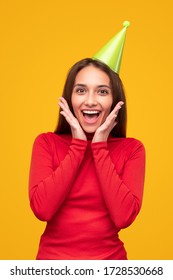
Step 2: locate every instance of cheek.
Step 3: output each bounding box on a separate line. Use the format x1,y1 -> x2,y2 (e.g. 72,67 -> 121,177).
101,102 -> 113,122
71,95 -> 81,115
104,107 -> 112,119
71,94 -> 77,112
104,98 -> 113,114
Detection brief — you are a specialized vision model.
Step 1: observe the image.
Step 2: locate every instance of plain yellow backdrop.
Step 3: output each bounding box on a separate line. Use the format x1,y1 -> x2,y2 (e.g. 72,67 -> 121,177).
0,0 -> 173,259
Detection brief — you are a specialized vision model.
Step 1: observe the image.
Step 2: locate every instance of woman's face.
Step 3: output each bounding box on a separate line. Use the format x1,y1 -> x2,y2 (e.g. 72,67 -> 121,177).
71,65 -> 113,134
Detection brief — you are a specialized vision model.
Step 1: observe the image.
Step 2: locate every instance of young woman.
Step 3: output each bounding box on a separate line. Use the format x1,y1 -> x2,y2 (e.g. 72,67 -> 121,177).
29,58 -> 145,260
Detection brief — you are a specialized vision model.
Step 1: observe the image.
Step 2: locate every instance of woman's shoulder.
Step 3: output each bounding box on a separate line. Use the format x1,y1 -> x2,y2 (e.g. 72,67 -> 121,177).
109,137 -> 144,146
33,132 -> 72,146
108,137 -> 145,156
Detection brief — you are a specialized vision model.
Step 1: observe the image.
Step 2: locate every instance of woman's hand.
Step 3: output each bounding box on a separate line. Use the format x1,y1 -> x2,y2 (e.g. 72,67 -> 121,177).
92,101 -> 124,143
58,97 -> 87,141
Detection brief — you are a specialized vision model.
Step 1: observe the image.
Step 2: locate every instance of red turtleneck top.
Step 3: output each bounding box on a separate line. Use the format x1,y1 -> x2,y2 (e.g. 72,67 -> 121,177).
29,132 -> 145,259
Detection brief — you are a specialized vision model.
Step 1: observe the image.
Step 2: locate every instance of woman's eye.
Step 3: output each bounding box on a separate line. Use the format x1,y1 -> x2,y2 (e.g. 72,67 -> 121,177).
76,88 -> 86,94
98,89 -> 109,95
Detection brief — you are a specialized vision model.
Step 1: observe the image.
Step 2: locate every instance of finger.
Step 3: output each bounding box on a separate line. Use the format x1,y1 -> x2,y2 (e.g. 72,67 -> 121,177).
60,110 -> 71,120
101,114 -> 117,130
108,121 -> 118,132
98,118 -> 117,136
113,101 -> 124,113
58,101 -> 74,119
60,111 -> 76,127
105,111 -> 118,124
108,101 -> 124,119
112,121 -> 118,128
59,97 -> 70,109
58,98 -> 75,120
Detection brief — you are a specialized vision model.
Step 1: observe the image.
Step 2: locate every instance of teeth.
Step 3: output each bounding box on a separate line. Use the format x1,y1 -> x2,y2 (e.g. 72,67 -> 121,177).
82,111 -> 100,114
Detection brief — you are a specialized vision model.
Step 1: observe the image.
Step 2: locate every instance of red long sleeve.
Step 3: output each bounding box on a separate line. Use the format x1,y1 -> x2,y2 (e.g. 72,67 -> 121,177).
91,138 -> 145,229
29,133 -> 87,221
28,133 -> 145,260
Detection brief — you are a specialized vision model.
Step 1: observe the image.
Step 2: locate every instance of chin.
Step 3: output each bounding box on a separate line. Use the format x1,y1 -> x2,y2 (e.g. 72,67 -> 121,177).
83,128 -> 97,134
81,125 -> 98,134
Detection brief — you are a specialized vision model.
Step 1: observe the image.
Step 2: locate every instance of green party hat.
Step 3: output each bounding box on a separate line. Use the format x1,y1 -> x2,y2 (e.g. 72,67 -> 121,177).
93,21 -> 130,73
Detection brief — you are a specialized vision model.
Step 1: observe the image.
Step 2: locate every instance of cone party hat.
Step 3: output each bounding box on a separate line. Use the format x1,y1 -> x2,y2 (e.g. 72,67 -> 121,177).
93,21 -> 130,74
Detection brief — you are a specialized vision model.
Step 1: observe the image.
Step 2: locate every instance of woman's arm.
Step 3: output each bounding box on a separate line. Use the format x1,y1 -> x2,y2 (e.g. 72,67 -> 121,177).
91,140 -> 145,229
29,134 -> 87,221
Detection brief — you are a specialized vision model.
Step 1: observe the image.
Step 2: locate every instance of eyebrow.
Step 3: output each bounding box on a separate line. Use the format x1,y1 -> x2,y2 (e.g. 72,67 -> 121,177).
73,83 -> 111,89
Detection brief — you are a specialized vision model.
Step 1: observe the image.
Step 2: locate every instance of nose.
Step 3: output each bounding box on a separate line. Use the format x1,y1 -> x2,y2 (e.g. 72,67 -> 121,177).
84,92 -> 97,107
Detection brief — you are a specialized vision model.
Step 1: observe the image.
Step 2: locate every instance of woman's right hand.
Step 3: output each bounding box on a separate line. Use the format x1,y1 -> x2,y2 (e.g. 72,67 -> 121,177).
58,97 -> 87,141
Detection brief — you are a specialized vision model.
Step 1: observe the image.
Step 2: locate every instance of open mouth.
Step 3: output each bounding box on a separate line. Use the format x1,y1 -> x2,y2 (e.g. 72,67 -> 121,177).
82,110 -> 100,123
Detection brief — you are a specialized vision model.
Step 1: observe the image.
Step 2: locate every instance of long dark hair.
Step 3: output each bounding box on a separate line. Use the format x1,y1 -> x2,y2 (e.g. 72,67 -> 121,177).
54,58 -> 127,137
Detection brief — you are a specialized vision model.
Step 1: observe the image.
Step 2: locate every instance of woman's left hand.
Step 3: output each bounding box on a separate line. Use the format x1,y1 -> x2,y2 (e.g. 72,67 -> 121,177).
92,101 -> 124,143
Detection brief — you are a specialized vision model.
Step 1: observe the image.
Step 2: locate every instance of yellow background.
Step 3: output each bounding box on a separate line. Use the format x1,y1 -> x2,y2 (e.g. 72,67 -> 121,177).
0,0 -> 173,259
